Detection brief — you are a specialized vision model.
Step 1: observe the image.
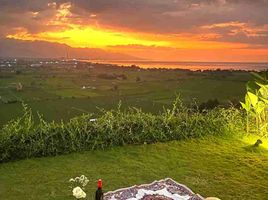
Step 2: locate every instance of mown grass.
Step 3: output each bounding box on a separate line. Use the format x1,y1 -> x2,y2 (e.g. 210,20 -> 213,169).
0,99 -> 244,162
0,135 -> 267,200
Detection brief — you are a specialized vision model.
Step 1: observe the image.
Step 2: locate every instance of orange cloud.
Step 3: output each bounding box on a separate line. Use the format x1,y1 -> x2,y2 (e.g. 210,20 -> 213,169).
110,45 -> 268,62
202,21 -> 268,37
2,1 -> 268,62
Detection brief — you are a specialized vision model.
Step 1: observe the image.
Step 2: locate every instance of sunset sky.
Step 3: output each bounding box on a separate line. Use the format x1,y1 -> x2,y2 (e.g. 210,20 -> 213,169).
1,0 -> 268,61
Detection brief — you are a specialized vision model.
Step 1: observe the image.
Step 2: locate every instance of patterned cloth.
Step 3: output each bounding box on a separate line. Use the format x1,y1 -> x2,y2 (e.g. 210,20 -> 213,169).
104,178 -> 204,200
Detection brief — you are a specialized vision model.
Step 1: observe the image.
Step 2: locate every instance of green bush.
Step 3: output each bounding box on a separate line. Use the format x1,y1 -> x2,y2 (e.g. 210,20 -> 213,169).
0,99 -> 244,162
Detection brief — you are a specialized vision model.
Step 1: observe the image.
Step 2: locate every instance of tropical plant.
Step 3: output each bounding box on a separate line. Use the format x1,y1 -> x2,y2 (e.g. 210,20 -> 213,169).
240,71 -> 268,138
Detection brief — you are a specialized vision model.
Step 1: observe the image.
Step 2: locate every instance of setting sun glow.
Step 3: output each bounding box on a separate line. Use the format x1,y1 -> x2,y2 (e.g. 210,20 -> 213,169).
7,27 -> 170,48
1,1 -> 268,61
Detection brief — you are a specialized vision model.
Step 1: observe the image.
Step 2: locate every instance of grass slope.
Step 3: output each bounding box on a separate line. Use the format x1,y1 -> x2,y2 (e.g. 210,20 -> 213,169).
0,135 -> 268,200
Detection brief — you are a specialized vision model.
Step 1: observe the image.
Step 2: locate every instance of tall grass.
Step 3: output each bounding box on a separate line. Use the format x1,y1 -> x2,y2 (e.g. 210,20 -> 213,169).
0,99 -> 244,162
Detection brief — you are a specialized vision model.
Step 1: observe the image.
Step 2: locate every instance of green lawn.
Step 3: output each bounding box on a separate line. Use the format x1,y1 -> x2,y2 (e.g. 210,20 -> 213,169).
0,135 -> 267,200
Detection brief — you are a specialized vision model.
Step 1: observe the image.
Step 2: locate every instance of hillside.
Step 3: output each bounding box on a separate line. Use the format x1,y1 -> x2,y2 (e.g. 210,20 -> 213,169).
0,38 -> 138,60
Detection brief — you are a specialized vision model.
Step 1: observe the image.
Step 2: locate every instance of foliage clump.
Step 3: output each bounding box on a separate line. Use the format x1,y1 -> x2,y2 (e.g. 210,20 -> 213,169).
0,98 -> 243,162
240,72 -> 268,137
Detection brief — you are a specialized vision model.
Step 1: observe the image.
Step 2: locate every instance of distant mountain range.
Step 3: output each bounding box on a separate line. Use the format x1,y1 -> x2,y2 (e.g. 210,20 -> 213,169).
0,38 -> 139,60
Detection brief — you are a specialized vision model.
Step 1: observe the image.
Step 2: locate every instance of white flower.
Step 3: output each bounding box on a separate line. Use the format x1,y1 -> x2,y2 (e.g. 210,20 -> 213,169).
72,187 -> 86,199
82,179 -> 89,187
69,178 -> 75,182
79,175 -> 85,183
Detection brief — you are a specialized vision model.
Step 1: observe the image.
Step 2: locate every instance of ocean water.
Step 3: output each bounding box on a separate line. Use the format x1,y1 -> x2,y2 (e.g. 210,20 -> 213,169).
91,60 -> 268,71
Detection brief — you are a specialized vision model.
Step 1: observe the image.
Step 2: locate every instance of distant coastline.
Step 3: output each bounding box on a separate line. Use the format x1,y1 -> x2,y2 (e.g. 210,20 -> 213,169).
87,60 -> 268,71
1,57 -> 267,71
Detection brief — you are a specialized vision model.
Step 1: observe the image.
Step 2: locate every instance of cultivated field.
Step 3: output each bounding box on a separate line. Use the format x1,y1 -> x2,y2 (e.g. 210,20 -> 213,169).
0,60 -> 251,126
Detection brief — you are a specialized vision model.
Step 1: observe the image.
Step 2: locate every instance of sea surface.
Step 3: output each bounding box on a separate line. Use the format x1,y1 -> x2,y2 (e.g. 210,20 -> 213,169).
89,60 -> 268,71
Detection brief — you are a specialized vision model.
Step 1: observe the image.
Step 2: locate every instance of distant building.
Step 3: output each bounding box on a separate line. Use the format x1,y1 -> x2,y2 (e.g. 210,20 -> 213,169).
30,64 -> 42,67
16,83 -> 23,91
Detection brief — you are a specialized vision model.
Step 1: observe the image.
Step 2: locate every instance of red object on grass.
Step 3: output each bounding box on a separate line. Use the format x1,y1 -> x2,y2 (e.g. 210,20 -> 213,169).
98,179 -> 102,188
96,179 -> 103,200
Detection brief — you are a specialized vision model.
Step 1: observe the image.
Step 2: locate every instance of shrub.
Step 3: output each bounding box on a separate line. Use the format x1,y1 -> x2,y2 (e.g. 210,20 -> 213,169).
199,99 -> 220,111
97,73 -> 127,80
0,99 -> 244,162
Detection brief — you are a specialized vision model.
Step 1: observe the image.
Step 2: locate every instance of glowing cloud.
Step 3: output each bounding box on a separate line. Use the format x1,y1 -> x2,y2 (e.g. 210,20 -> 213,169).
7,27 -> 169,48
1,0 -> 268,61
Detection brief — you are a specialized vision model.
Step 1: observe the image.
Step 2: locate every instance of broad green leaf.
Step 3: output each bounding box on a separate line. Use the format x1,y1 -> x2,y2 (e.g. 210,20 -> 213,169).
257,84 -> 268,99
245,93 -> 251,106
240,102 -> 250,112
256,82 -> 267,88
259,97 -> 268,104
251,72 -> 268,85
255,101 -> 266,114
246,81 -> 258,93
247,91 -> 258,107
251,72 -> 265,80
